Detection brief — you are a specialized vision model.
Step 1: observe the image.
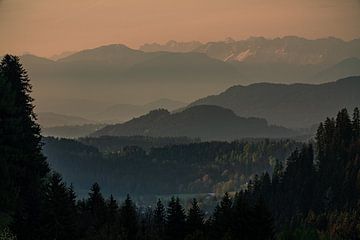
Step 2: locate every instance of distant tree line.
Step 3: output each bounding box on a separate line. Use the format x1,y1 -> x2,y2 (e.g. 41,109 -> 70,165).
26,177 -> 274,240
43,137 -> 298,195
79,135 -> 200,152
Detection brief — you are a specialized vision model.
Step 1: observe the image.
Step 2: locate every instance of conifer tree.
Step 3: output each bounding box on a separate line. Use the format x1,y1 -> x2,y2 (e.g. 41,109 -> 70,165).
42,173 -> 77,240
252,198 -> 274,240
166,197 -> 186,240
105,195 -> 118,240
153,199 -> 166,238
87,183 -> 107,236
211,193 -> 233,239
119,194 -> 138,240
186,198 -> 204,234
352,107 -> 360,141
0,55 -> 49,240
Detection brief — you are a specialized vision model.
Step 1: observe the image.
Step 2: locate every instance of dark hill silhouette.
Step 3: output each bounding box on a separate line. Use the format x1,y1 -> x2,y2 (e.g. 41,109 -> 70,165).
91,105 -> 297,140
188,76 -> 360,128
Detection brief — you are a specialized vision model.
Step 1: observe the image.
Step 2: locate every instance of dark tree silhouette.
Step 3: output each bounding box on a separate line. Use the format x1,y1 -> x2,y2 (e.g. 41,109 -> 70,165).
0,55 -> 49,240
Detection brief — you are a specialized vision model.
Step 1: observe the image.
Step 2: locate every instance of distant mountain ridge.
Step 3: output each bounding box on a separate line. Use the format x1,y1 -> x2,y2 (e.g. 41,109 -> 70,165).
37,112 -> 94,128
20,37 -> 360,118
142,37 -> 360,65
314,57 -> 360,82
92,105 -> 297,140
96,98 -> 186,122
188,76 -> 360,128
21,45 -> 240,108
140,40 -> 202,52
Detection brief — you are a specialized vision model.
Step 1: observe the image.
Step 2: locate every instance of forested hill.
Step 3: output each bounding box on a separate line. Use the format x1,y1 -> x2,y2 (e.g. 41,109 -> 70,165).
91,105 -> 298,140
188,76 -> 360,128
42,137 -> 299,196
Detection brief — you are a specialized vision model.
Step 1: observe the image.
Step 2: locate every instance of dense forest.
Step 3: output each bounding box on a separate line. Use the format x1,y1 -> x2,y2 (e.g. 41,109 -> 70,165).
241,107 -> 360,239
43,137 -> 298,196
1,55 -> 360,240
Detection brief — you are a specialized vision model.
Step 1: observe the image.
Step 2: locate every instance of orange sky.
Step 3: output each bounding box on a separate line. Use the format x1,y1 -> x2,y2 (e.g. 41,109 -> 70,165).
1,0 -> 360,57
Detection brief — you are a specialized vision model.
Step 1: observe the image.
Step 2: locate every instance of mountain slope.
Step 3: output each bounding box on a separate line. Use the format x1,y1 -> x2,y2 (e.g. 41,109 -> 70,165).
94,98 -> 186,122
188,76 -> 360,128
193,36 -> 360,65
91,105 -> 297,140
21,45 -> 240,107
37,112 -> 94,128
314,57 -> 360,82
122,52 -> 239,83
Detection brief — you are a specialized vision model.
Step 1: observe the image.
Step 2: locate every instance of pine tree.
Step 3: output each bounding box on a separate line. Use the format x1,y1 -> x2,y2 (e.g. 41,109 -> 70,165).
87,183 -> 107,236
186,198 -> 204,234
105,195 -> 119,240
352,107 -> 360,141
211,193 -> 233,239
42,173 -> 77,240
166,197 -> 186,240
252,198 -> 274,240
119,194 -> 138,240
335,108 -> 353,148
153,199 -> 166,238
0,55 -> 49,240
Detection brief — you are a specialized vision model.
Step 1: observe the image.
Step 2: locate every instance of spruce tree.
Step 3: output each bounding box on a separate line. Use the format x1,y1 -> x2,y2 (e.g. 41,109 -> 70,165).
232,191 -> 253,239
252,198 -> 274,240
119,194 -> 138,240
186,198 -> 204,234
211,193 -> 233,239
105,195 -> 119,240
0,55 -> 49,240
42,173 -> 77,240
352,107 -> 360,141
87,183 -> 107,236
153,199 -> 166,238
166,197 -> 186,240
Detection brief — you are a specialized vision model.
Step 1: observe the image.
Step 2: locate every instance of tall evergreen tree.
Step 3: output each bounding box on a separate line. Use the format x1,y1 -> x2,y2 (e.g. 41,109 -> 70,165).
352,107 -> 360,141
105,195 -> 119,240
42,173 -> 77,240
186,198 -> 204,234
211,193 -> 233,239
153,199 -> 166,238
231,192 -> 252,240
119,194 -> 138,240
252,197 -> 274,240
86,183 -> 107,236
0,55 -> 49,239
166,197 -> 186,240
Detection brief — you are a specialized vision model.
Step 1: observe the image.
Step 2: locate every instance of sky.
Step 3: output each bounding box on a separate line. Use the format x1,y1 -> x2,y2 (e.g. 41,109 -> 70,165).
1,0 -> 360,57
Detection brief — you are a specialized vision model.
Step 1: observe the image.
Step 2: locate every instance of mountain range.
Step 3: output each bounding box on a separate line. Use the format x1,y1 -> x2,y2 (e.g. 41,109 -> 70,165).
18,36 -> 360,132
188,76 -> 360,128
92,105 -> 297,140
21,37 -> 360,111
141,37 -> 360,66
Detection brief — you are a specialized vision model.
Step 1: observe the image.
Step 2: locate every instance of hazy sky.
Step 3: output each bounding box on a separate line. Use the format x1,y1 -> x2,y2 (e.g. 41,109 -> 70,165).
1,0 -> 360,57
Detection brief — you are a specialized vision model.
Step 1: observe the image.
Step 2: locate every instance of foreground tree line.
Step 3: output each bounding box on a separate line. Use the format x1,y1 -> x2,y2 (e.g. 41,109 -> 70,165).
1,55 -> 360,239
34,177 -> 273,240
244,107 -> 360,239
